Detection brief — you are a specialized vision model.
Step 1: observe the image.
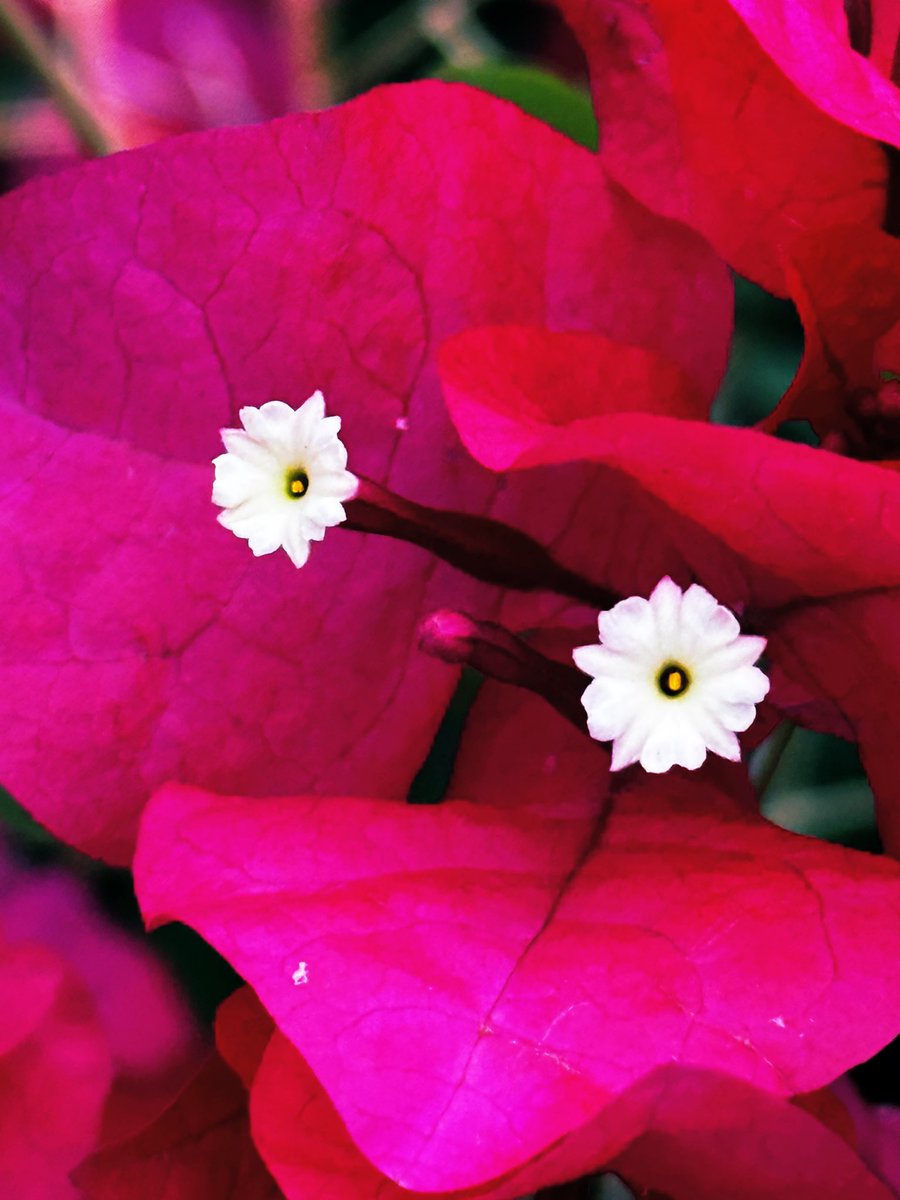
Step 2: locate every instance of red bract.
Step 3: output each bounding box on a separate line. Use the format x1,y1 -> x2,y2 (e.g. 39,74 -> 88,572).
440,326 -> 900,599
251,1030 -> 897,1199
766,593 -> 900,856
596,1068 -> 896,1200
78,985 -> 280,1200
0,930 -> 110,1200
439,324 -> 900,849
132,982 -> 890,1200
725,0 -> 900,146
832,1077 -> 900,1196
761,224 -> 900,445
558,0 -> 886,293
0,82 -> 730,863
134,766 -> 900,1193
0,844 -> 198,1198
75,1053 -> 283,1200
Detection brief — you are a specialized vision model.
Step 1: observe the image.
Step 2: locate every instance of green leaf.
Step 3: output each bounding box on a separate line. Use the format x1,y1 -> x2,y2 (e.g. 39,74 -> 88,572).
436,64 -> 598,150
0,786 -> 56,844
763,779 -> 878,851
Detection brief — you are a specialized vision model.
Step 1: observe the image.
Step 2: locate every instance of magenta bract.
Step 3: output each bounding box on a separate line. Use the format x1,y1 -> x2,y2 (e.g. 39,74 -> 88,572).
439,323 -> 900,850
0,82 -> 731,863
135,767 -> 900,1193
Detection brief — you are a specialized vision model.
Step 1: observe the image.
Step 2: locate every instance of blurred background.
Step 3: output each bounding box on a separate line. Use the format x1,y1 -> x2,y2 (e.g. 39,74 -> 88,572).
0,0 -> 892,1123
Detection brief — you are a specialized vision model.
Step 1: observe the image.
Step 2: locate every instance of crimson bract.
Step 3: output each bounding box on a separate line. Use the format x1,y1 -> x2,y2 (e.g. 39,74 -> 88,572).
557,0 -> 887,294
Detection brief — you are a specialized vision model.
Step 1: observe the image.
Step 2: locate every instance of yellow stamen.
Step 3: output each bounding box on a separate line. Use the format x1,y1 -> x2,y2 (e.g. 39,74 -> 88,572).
657,663 -> 690,698
285,467 -> 309,499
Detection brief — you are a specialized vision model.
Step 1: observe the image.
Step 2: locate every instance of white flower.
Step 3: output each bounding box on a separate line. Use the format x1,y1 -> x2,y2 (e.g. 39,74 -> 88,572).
212,392 -> 357,567
572,577 -> 769,773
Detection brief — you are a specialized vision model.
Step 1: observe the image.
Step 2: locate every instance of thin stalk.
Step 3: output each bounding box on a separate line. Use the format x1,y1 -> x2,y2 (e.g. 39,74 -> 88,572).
420,0 -> 504,68
0,0 -> 115,156
278,0 -> 334,110
418,610 -> 589,732
750,720 -> 796,799
327,0 -> 427,99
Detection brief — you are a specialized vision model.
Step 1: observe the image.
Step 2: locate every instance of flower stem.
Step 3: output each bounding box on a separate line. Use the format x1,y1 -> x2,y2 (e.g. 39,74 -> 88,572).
750,719 -> 796,799
0,0 -> 115,156
277,0 -> 334,109
346,478 -> 617,609
418,609 -> 589,731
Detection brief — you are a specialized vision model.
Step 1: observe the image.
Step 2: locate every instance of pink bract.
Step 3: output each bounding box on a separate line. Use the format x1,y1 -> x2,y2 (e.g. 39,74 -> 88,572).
0,82 -> 731,863
135,768 -> 900,1193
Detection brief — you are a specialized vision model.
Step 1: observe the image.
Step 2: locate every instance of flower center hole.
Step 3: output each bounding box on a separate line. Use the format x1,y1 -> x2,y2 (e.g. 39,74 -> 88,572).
285,467 -> 309,499
657,662 -> 690,698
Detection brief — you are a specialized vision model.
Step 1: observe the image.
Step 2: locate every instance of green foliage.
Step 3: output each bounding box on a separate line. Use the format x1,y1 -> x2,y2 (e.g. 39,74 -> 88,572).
436,63 -> 598,150
0,786 -> 54,844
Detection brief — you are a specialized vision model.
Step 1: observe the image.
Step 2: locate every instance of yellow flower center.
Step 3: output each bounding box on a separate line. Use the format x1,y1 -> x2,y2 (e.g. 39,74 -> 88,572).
285,467 -> 309,499
657,662 -> 690,698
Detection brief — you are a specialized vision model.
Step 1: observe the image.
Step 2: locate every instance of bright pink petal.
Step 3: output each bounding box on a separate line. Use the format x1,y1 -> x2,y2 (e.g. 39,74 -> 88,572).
432,325 -> 710,435
135,775 -> 900,1193
0,83 -> 731,864
0,857 -> 196,1080
439,327 -> 900,842
250,1032 -> 422,1200
559,0 -> 885,294
727,0 -> 900,148
223,988 -> 525,1199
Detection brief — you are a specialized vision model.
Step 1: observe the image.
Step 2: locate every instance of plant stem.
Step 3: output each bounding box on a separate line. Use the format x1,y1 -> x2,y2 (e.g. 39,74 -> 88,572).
0,0 -> 115,155
278,0 -> 334,110
750,720 -> 796,799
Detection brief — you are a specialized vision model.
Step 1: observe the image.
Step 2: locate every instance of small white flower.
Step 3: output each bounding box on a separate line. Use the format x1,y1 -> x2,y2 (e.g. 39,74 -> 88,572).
212,392 -> 357,568
573,576 -> 769,774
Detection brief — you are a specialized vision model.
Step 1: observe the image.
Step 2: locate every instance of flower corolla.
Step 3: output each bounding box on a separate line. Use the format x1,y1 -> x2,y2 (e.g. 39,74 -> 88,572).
574,576 -> 770,772
212,392 -> 357,568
